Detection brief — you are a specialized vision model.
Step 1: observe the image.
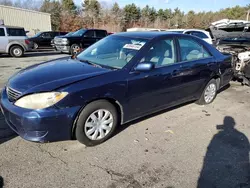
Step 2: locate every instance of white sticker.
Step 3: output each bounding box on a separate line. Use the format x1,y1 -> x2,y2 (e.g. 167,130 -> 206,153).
123,44 -> 143,50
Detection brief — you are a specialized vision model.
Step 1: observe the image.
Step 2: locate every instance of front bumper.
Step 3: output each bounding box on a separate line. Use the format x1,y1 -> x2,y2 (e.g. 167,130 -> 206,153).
55,45 -> 70,53
0,88 -> 80,143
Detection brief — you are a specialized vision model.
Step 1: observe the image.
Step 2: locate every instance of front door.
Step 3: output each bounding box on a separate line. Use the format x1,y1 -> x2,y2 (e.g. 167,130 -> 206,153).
0,27 -> 7,52
40,32 -> 54,47
126,37 -> 184,119
81,30 -> 96,49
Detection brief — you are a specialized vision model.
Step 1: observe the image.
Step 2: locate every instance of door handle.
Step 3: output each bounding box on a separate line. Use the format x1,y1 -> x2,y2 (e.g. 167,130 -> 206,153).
172,70 -> 181,77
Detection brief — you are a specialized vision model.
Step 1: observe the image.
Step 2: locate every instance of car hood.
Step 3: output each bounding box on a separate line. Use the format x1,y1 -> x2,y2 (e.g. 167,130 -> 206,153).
8,57 -> 110,94
57,36 -> 81,40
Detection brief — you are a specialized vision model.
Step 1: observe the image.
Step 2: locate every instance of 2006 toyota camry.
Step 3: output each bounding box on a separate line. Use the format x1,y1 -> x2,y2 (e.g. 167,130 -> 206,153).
0,32 -> 233,146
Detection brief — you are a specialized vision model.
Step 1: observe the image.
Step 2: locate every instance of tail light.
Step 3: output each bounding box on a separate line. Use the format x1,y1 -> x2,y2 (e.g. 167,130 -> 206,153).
25,39 -> 30,45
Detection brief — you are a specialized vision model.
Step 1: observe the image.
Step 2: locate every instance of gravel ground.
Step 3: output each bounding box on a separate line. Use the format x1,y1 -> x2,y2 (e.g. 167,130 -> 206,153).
0,52 -> 250,188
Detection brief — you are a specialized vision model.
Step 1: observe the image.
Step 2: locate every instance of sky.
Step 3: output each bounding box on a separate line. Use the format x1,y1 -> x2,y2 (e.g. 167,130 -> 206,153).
74,0 -> 250,12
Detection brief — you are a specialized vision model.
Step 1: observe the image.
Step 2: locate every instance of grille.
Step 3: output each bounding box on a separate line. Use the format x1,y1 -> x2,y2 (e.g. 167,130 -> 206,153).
54,38 -> 63,45
7,87 -> 22,102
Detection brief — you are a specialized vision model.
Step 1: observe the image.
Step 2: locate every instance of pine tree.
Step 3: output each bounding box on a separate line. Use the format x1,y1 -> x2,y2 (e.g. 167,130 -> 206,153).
40,0 -> 61,31
82,0 -> 100,27
62,0 -> 76,14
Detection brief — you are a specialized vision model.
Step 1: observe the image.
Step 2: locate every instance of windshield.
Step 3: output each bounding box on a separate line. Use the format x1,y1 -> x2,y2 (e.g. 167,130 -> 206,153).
33,32 -> 41,37
77,35 -> 148,69
72,29 -> 86,37
65,32 -> 74,36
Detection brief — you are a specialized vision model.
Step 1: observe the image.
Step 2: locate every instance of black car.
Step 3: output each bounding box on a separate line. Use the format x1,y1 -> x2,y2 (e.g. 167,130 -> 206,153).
29,31 -> 68,49
54,29 -> 108,54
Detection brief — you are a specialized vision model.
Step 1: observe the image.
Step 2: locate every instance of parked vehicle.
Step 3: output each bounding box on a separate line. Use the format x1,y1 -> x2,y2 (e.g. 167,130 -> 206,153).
210,19 -> 250,32
216,37 -> 250,86
54,29 -> 108,54
0,32 -> 233,146
29,31 -> 68,49
127,28 -> 167,32
167,29 -> 213,45
51,32 -> 74,48
0,25 -> 32,57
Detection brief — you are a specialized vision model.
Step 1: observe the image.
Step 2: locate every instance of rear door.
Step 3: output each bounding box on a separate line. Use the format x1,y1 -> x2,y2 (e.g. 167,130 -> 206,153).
0,27 -> 7,52
176,37 -> 215,99
81,30 -> 96,49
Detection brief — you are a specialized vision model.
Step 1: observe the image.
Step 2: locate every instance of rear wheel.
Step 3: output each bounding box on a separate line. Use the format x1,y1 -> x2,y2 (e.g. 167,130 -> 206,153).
75,100 -> 118,146
9,45 -> 24,58
197,79 -> 218,105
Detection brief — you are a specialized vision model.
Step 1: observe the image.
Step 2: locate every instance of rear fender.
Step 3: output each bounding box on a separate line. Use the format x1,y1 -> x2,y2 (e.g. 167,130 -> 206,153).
7,40 -> 27,53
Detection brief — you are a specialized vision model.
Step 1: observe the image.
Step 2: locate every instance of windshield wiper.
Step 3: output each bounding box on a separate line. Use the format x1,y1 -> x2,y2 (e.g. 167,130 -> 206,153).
76,58 -> 103,68
76,57 -> 118,70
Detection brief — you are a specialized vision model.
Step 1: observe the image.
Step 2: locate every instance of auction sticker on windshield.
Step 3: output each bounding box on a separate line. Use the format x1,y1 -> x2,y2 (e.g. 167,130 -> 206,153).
123,44 -> 143,50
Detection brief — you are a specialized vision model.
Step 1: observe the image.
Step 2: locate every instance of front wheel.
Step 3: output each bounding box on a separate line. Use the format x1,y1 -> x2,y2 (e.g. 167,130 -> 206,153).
197,79 -> 218,105
33,42 -> 39,49
70,44 -> 80,55
75,100 -> 118,146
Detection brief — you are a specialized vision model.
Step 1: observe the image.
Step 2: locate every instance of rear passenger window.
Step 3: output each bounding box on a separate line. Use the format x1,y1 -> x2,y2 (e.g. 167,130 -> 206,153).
0,28 -> 5,36
7,28 -> 26,36
95,30 -> 107,38
178,38 -> 211,61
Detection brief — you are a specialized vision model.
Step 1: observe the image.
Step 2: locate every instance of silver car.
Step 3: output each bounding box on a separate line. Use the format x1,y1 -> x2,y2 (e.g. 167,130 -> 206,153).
0,25 -> 32,57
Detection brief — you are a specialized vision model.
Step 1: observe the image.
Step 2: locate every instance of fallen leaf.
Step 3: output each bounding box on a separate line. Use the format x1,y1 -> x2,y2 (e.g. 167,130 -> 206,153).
165,130 -> 174,134
134,139 -> 139,143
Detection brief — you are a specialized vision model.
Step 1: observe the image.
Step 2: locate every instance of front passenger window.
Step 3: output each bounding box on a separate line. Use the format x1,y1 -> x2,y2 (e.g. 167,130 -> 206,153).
84,31 -> 95,38
140,39 -> 176,67
178,38 -> 211,61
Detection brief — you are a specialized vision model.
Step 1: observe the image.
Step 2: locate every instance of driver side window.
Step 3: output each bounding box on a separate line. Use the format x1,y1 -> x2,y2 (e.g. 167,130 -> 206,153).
140,39 -> 176,68
41,32 -> 52,38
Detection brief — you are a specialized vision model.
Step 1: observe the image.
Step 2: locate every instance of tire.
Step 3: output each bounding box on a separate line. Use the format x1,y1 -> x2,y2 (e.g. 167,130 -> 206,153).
33,42 -> 39,49
75,100 -> 118,146
197,79 -> 218,105
70,44 -> 80,55
9,45 -> 24,58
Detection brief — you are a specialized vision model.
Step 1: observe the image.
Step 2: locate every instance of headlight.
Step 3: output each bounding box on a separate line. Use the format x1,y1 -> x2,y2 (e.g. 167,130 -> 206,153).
62,38 -> 68,44
15,92 -> 68,110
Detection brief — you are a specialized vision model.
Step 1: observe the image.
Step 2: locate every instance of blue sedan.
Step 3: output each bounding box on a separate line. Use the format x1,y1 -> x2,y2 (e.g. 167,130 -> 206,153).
0,32 -> 233,146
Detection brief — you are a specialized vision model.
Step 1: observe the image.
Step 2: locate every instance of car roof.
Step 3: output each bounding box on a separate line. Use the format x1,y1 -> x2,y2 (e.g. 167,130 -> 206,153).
167,29 -> 207,32
114,31 -> 181,39
183,29 -> 208,32
0,25 -> 24,29
167,29 -> 185,32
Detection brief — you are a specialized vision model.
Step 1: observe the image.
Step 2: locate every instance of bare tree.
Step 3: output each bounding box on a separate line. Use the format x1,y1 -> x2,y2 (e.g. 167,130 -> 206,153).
0,0 -> 13,6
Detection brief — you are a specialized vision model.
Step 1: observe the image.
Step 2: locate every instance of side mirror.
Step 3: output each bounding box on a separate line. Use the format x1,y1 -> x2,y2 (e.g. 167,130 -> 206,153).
134,62 -> 155,72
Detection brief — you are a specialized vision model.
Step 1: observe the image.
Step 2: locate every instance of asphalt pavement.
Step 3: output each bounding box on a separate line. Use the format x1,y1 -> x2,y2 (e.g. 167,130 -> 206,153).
0,52 -> 250,188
